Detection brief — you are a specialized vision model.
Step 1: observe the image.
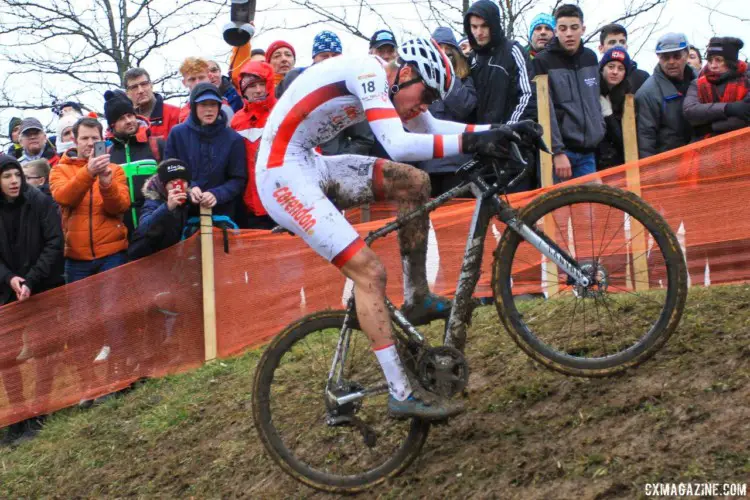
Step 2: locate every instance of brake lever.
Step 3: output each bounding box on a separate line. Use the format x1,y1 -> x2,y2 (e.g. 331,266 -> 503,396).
509,142 -> 527,166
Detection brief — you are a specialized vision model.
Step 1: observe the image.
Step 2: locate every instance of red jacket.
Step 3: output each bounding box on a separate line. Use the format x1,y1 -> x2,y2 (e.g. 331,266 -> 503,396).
148,93 -> 181,140
230,61 -> 277,216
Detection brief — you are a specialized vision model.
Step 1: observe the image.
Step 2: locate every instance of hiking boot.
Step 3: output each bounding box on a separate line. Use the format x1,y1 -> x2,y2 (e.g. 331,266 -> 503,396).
388,390 -> 465,421
401,294 -> 453,326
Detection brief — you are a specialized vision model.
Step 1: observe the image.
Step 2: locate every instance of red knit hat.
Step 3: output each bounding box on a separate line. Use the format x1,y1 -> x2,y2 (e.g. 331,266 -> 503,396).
265,40 -> 296,62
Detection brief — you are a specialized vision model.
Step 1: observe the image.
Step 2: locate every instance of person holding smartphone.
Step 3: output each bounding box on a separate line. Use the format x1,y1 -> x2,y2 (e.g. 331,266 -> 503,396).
50,117 -> 131,277
128,159 -> 192,260
49,117 -> 132,384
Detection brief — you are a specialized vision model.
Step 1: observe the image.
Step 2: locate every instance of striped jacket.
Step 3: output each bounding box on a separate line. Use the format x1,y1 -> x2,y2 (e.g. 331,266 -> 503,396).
464,0 -> 536,125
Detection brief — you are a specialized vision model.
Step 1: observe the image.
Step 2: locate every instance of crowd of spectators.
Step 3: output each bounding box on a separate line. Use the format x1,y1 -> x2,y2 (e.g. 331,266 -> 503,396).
2,2 -> 750,443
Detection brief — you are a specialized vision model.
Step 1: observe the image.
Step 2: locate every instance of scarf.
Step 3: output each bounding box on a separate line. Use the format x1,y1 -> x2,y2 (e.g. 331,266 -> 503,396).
600,77 -> 631,118
697,61 -> 749,103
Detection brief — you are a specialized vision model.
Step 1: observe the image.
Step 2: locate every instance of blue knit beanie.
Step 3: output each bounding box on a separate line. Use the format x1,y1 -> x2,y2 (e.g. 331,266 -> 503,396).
528,13 -> 556,41
312,31 -> 343,58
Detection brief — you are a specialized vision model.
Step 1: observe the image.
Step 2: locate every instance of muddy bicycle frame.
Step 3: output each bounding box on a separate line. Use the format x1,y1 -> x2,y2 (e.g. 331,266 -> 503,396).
325,152 -> 591,409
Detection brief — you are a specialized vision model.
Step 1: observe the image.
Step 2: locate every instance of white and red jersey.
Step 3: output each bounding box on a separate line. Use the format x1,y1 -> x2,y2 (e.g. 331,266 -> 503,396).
256,55 -> 489,169
254,55 -> 489,268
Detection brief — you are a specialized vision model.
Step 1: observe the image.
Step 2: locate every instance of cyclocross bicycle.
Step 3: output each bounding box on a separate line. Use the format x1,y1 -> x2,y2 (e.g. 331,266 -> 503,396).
252,143 -> 688,493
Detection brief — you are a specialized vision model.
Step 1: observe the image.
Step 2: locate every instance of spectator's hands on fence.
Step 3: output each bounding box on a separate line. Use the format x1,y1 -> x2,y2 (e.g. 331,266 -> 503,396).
190,186 -> 203,205
87,154 -> 110,177
462,126 -> 520,158
553,154 -> 572,180
725,101 -> 750,121
200,191 -> 217,208
167,187 -> 188,211
9,277 -> 31,302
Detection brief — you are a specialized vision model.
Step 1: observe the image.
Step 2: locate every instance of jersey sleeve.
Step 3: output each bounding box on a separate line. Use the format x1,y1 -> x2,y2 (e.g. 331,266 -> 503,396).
345,58 -> 465,162
404,110 -> 491,134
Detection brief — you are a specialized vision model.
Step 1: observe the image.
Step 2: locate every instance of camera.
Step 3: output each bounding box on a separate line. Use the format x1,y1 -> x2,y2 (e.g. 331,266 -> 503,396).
223,0 -> 255,47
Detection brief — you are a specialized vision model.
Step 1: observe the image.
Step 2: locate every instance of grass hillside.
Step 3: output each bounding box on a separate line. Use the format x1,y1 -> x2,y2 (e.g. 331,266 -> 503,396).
1,285 -> 749,499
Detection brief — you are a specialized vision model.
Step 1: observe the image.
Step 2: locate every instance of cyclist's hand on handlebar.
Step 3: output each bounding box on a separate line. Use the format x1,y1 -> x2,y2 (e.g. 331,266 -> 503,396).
512,120 -> 551,154
462,126 -> 521,158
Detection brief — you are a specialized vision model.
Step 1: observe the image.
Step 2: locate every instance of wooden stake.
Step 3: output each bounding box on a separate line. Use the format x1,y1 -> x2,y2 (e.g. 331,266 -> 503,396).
534,74 -> 559,297
200,206 -> 218,361
623,95 -> 649,291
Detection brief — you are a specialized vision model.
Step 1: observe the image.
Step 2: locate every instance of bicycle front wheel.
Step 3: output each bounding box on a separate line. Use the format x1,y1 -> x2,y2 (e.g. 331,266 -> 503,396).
492,184 -> 687,377
252,310 -> 429,493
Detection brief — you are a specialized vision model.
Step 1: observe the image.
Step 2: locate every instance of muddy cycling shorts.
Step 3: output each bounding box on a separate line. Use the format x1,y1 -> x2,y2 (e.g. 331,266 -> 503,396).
256,150 -> 387,267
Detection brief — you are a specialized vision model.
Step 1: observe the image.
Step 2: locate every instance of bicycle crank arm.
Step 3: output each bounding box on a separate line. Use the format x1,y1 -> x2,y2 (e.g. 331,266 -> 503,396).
506,218 -> 590,287
326,383 -> 389,407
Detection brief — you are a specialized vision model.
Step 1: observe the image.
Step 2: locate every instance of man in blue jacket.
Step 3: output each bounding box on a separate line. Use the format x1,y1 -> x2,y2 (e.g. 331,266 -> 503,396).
164,83 -> 247,221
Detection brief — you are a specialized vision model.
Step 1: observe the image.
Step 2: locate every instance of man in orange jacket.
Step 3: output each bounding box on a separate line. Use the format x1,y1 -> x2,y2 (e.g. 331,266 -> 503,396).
230,60 -> 277,228
50,116 -> 132,375
50,117 -> 131,281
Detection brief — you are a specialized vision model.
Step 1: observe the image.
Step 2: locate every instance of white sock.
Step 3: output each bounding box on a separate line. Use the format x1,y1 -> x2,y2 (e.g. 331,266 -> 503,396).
374,344 -> 412,401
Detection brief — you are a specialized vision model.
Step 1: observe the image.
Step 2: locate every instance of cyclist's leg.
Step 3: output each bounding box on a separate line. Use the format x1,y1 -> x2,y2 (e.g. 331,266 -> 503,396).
317,155 -> 437,309
256,155 -> 411,400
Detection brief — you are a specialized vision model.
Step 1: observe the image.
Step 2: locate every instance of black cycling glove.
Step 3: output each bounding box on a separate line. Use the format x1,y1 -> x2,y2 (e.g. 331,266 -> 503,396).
462,126 -> 520,158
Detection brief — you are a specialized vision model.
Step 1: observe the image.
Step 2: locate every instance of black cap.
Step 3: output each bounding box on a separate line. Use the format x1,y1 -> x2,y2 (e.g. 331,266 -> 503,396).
157,159 -> 192,184
707,36 -> 745,63
370,30 -> 397,49
103,89 -> 135,126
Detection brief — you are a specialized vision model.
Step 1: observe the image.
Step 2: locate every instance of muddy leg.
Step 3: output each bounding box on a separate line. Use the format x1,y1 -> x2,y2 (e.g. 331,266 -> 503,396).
378,162 -> 431,304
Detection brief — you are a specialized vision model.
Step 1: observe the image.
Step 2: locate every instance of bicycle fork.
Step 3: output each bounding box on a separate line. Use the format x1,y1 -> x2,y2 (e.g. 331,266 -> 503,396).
443,177 -> 590,352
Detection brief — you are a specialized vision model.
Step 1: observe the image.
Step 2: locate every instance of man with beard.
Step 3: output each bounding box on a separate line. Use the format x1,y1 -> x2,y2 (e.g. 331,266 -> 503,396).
103,89 -> 164,235
525,13 -> 555,59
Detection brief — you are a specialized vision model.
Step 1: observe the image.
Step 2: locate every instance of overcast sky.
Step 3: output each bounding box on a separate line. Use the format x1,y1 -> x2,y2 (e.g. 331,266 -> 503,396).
1,0 -> 748,143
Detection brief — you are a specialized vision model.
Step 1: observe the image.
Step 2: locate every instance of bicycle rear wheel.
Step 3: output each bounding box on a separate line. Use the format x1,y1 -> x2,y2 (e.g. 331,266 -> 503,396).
492,184 -> 687,377
252,310 -> 429,493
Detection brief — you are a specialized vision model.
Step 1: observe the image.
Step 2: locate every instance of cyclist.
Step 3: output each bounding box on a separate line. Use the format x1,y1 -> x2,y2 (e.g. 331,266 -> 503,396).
256,38 -> 527,420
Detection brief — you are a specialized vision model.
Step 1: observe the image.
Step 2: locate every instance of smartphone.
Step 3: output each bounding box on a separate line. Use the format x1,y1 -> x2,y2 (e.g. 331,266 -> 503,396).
93,141 -> 107,158
167,179 -> 189,205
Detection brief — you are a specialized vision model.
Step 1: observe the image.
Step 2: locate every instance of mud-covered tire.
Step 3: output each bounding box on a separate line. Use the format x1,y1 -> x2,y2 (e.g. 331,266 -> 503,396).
252,310 -> 430,493
492,184 -> 688,377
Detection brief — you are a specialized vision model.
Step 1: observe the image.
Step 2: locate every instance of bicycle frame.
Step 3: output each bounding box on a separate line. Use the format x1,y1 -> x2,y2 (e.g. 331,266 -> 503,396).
325,159 -> 589,408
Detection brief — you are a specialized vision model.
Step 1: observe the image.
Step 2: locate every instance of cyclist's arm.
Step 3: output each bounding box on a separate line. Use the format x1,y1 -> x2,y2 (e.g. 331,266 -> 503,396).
348,62 -> 464,162
404,110 -> 491,135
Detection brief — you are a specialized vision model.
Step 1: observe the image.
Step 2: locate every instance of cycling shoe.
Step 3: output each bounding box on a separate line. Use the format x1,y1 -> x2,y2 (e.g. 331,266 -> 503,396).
388,390 -> 465,421
400,293 -> 453,326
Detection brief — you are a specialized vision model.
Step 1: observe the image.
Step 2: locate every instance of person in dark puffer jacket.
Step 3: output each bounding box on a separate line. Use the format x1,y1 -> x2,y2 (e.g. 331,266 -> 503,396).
129,159 -> 192,260
164,83 -> 247,221
597,47 -> 633,170
635,33 -> 697,158
0,154 -> 63,305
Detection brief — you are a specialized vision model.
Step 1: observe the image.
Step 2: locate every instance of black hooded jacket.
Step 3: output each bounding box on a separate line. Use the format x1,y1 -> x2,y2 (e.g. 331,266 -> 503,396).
0,155 -> 64,305
463,0 -> 536,124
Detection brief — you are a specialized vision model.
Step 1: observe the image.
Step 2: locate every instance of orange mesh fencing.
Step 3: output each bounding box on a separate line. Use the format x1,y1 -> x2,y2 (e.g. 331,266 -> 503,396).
3,127 -> 750,428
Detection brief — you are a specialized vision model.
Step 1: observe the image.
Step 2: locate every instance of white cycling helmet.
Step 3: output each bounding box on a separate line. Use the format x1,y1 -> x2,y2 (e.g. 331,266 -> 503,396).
397,38 -> 455,101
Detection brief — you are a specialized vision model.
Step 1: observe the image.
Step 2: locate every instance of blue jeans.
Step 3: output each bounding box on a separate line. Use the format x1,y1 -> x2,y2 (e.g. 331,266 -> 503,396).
64,251 -> 128,284
64,251 -> 129,375
555,151 -> 597,183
